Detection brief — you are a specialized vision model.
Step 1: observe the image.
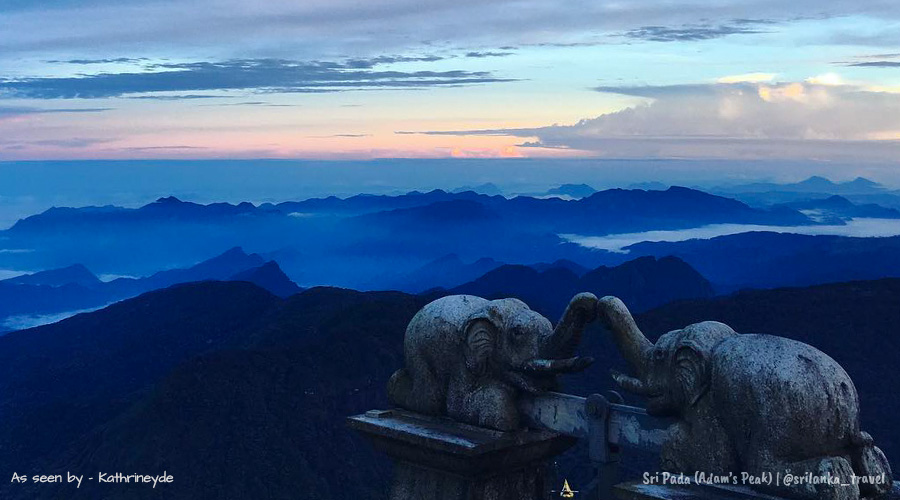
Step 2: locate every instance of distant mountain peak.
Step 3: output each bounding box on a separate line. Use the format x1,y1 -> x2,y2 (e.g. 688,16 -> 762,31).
793,176 -> 884,191
452,183 -> 503,196
220,246 -> 249,258
3,263 -> 101,288
412,189 -> 449,196
822,195 -> 854,205
546,183 -> 597,198
229,261 -> 301,298
155,196 -> 184,204
847,177 -> 882,189
451,255 -> 713,317
796,176 -> 835,187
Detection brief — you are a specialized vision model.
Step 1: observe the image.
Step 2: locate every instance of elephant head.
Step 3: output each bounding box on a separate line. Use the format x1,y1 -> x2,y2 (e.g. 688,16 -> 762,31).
463,293 -> 598,394
390,293 -> 600,430
598,296 -> 737,416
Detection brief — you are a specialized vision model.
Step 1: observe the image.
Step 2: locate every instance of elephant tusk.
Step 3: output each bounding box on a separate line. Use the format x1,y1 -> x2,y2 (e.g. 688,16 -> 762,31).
610,369 -> 656,396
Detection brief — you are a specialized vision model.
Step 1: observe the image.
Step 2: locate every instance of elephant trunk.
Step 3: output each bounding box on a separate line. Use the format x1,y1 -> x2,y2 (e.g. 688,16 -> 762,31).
611,370 -> 656,396
598,296 -> 653,377
519,356 -> 594,374
544,292 -> 598,359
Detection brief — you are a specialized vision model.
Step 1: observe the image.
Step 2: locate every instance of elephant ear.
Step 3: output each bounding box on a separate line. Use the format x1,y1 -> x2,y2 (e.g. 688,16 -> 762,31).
673,342 -> 710,408
463,308 -> 501,377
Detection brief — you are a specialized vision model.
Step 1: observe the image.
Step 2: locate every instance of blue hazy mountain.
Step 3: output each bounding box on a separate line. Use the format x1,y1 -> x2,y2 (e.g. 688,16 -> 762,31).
717,176 -> 887,195
0,281 -> 283,500
0,247 -> 301,333
711,176 -> 900,209
9,196 -> 268,233
2,264 -> 102,288
627,181 -> 670,191
530,258 -> 590,276
449,256 -> 714,318
0,187 -> 812,290
382,253 -> 504,293
625,232 -> 900,291
775,195 -> 900,221
111,246 -> 266,294
228,260 -> 303,298
0,282 -> 416,500
1,278 -> 897,499
270,189 -> 500,217
451,183 -> 503,196
545,183 -> 597,198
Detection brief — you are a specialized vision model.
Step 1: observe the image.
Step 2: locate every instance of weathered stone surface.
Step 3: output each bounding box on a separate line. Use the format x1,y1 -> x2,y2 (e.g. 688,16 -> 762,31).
347,409 -> 576,500
387,293 -> 598,431
599,295 -> 894,500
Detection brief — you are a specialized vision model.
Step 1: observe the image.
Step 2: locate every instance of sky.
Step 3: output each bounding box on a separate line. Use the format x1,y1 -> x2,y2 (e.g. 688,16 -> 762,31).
1,0 -> 899,163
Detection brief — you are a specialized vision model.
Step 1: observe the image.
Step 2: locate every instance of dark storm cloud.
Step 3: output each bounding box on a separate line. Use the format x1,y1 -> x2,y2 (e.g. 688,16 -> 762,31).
620,19 -> 774,42
0,58 -> 512,99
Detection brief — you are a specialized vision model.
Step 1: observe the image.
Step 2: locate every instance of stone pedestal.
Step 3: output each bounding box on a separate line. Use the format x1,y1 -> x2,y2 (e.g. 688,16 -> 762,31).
347,409 -> 577,500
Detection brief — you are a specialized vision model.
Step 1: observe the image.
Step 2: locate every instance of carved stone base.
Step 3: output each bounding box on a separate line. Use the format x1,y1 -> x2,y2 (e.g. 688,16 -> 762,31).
347,409 -> 576,500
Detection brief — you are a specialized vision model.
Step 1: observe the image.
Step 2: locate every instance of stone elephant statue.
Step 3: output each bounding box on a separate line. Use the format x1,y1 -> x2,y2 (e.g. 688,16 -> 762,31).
598,296 -> 893,500
388,293 -> 598,431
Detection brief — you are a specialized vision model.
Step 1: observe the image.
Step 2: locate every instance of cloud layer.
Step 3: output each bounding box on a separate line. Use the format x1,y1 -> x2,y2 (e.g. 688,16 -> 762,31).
0,58 -> 512,99
619,19 -> 775,42
405,81 -> 900,161
0,106 -> 110,118
4,0 -> 900,59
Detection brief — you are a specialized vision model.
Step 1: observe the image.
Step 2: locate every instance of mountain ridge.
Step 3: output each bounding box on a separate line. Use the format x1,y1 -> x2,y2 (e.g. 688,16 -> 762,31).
2,277 -> 898,498
0,248 -> 299,333
448,255 -> 714,317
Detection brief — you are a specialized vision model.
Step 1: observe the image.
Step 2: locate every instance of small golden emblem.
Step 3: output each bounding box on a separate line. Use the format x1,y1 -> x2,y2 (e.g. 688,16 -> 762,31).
559,479 -> 577,498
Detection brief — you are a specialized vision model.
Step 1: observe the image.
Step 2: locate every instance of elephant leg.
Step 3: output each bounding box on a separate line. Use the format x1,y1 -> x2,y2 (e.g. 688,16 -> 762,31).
387,368 -> 413,408
811,457 -> 860,500
661,418 -> 735,475
747,452 -> 859,500
660,421 -> 692,473
415,371 -> 446,415
451,381 -> 519,431
395,364 -> 444,415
